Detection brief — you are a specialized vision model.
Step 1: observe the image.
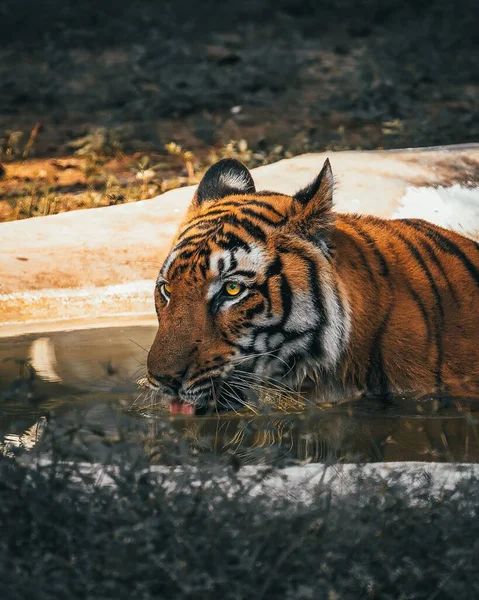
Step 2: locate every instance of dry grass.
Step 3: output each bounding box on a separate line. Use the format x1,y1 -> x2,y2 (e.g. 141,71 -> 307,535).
0,130 -> 298,222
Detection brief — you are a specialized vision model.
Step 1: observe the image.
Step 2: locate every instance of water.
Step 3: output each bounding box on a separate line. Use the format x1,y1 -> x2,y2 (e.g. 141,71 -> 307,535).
1,325 -> 479,463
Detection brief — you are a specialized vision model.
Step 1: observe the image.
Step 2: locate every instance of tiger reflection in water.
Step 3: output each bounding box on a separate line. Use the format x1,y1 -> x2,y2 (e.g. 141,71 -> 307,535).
141,397 -> 479,464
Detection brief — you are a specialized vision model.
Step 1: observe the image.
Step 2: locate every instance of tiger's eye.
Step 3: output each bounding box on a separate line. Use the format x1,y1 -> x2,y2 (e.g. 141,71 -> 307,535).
225,282 -> 242,296
161,282 -> 172,298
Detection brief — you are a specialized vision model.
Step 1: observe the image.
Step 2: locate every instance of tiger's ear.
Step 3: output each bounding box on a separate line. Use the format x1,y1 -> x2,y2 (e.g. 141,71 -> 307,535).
193,158 -> 255,205
289,159 -> 335,240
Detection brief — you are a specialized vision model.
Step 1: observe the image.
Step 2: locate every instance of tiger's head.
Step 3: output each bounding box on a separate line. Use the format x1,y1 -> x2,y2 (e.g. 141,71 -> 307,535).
147,158 -> 350,413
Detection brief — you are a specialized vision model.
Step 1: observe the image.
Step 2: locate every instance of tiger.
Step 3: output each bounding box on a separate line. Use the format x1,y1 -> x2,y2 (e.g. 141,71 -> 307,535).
146,157 -> 479,414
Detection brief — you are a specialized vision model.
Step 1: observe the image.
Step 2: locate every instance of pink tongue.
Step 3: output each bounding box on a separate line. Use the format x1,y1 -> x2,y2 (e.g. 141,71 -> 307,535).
170,401 -> 195,415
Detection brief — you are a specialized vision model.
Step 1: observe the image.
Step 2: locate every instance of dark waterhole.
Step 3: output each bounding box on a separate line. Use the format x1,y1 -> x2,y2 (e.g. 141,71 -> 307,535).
1,325 -> 478,463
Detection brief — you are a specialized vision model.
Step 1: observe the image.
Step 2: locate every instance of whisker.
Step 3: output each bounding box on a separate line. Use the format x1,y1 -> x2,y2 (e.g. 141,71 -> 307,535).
221,381 -> 248,415
229,374 -> 312,410
220,387 -> 241,416
232,371 -> 299,395
230,349 -> 292,371
210,376 -> 222,417
232,381 -> 301,408
130,388 -> 151,408
221,381 -> 259,415
129,364 -> 147,378
232,369 -> 305,397
128,338 -> 150,354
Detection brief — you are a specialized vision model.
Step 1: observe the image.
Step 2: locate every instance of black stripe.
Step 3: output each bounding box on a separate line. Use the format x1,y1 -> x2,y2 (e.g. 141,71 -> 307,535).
178,220 -> 216,240
244,301 -> 266,320
404,280 -> 433,347
240,207 -> 286,226
241,199 -> 285,219
381,221 -> 444,390
248,256 -> 282,318
228,269 -> 256,278
182,208 -> 230,224
168,245 -> 209,278
343,217 -> 390,277
223,214 -> 267,242
228,253 -> 238,273
302,255 -> 326,319
255,280 -> 273,316
303,256 -> 327,359
169,263 -> 188,278
385,227 -> 444,318
279,273 -> 293,327
403,219 -> 479,288
188,365 -> 223,386
198,260 -> 208,279
211,198 -> 286,219
411,234 -> 459,304
220,336 -> 253,354
266,255 -> 282,278
343,231 -> 379,291
215,233 -> 251,252
177,200 -> 285,241
365,305 -> 393,396
171,248 -> 199,262
272,246 -> 326,358
174,233 -> 214,251
217,257 -> 225,274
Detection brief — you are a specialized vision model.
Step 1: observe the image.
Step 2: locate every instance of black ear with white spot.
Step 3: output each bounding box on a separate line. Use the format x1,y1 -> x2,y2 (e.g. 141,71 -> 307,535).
194,158 -> 255,205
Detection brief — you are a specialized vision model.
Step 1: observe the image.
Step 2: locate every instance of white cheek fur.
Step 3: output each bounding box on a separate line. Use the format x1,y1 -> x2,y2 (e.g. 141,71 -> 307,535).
217,290 -> 249,312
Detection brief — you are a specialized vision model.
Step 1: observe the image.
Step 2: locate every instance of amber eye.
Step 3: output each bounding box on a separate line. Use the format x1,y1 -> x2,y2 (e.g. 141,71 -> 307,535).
224,281 -> 243,297
160,282 -> 172,300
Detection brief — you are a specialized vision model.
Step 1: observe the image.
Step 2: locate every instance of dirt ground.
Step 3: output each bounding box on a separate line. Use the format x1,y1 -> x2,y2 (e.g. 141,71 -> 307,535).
0,0 -> 478,220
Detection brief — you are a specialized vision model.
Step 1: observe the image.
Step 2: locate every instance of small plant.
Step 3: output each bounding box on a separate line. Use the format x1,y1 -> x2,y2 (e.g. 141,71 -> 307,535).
0,130 -> 24,161
80,152 -> 109,185
207,139 -> 289,170
165,142 -> 196,182
0,123 -> 41,162
104,174 -> 125,205
22,122 -> 41,160
130,155 -> 164,183
68,127 -> 122,158
382,118 -> 404,135
5,183 -> 59,219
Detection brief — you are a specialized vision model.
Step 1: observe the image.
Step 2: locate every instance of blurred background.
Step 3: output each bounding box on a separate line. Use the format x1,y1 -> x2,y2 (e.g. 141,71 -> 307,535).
0,0 -> 478,220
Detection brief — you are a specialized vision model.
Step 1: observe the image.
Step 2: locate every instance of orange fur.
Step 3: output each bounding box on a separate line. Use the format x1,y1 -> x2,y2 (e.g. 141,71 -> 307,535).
334,214 -> 479,397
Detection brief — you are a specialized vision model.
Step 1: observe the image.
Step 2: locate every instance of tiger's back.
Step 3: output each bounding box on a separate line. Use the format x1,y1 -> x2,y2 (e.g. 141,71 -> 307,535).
334,214 -> 479,398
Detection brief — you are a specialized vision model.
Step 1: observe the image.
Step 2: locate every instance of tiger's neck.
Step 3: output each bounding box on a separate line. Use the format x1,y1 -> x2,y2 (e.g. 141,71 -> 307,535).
328,215 -> 395,396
